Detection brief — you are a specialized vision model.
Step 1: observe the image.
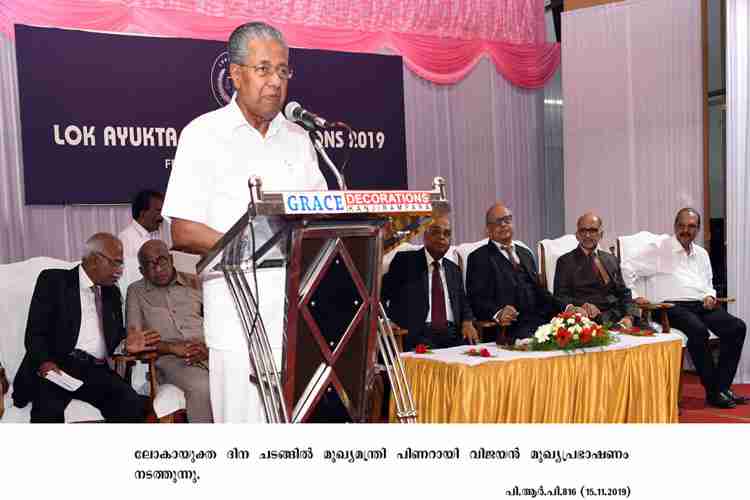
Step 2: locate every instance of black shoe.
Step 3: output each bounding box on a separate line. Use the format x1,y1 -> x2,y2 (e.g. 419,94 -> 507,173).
706,392 -> 737,409
725,389 -> 750,405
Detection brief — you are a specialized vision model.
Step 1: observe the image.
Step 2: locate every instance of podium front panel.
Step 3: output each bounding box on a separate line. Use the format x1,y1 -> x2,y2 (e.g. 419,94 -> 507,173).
283,219 -> 383,423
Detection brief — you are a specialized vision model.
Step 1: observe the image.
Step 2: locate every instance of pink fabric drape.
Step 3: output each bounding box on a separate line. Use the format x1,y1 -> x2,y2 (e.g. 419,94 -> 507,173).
0,0 -> 560,88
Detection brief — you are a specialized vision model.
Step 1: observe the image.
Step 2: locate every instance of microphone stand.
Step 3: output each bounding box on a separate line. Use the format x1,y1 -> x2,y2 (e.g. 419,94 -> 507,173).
309,129 -> 348,190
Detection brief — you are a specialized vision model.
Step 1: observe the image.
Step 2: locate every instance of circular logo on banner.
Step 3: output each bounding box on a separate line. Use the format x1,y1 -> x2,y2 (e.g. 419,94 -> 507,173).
210,51 -> 234,106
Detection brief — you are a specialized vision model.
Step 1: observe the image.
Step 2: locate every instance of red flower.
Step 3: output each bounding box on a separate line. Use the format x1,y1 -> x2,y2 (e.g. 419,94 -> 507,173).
580,327 -> 593,344
415,344 -> 428,354
555,328 -> 572,347
480,348 -> 491,357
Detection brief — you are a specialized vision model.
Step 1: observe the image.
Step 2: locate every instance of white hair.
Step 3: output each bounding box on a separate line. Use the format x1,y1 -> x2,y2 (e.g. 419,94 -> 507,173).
228,21 -> 288,65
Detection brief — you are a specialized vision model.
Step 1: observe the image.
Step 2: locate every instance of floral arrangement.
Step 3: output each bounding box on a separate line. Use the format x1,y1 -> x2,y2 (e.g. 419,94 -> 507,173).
528,312 -> 616,351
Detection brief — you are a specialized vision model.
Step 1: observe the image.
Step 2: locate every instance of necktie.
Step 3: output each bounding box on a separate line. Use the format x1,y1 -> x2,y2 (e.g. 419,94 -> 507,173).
431,261 -> 448,330
502,245 -> 520,271
591,253 -> 611,286
92,285 -> 104,335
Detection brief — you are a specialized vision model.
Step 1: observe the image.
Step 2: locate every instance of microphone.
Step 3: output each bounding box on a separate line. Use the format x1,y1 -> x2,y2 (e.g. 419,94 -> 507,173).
284,101 -> 331,130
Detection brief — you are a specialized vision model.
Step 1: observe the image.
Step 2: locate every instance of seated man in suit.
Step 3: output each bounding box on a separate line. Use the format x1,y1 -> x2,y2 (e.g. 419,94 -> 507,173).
467,202 -> 562,340
13,232 -> 160,422
382,214 -> 478,350
622,208 -> 747,409
127,240 -> 212,423
554,212 -> 638,328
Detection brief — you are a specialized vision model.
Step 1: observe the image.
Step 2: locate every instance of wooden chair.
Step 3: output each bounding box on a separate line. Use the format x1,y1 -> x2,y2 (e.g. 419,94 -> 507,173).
112,352 -> 187,423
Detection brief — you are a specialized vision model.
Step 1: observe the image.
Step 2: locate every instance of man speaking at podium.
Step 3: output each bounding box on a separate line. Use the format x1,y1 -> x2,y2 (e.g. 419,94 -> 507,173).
162,22 -> 327,422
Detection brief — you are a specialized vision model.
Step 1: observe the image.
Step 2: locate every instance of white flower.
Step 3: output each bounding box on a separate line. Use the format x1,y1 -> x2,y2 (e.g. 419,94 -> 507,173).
567,318 -> 575,325
534,323 -> 553,343
572,325 -> 582,334
573,333 -> 579,340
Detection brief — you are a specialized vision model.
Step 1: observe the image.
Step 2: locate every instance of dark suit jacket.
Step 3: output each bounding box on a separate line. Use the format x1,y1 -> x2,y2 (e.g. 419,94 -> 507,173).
466,241 -> 562,321
382,248 -> 474,344
553,246 -> 638,319
12,266 -> 126,408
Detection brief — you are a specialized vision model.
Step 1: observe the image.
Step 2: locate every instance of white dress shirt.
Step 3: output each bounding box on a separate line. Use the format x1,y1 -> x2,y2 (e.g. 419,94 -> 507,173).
492,240 -> 521,266
118,219 -> 156,295
76,266 -> 108,359
621,235 -> 716,303
162,95 -> 327,351
424,249 -> 455,324
162,96 -> 327,248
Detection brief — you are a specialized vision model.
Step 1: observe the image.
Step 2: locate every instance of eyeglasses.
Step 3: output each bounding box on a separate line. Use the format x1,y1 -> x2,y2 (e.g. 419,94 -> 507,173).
577,227 -> 601,236
488,215 -> 513,226
426,227 -> 452,238
239,63 -> 293,80
95,251 -> 124,269
142,256 -> 170,270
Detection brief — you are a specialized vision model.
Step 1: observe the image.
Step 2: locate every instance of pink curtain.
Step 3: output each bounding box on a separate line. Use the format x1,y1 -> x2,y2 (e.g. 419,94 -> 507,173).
0,0 -> 560,88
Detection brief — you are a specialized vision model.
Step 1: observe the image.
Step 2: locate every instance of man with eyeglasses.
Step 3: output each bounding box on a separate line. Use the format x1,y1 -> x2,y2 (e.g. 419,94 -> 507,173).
162,22 -> 327,422
382,214 -> 478,350
13,233 -> 160,422
467,202 -> 562,341
622,208 -> 747,409
553,212 -> 638,328
126,240 -> 211,422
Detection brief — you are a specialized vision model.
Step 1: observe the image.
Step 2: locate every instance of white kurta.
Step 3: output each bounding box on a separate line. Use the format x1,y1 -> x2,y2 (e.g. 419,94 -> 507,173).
162,97 -> 327,422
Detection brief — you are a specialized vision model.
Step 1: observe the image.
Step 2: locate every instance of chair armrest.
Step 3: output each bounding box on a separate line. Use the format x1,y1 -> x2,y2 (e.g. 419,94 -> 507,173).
0,366 -> 9,396
717,297 -> 736,304
112,352 -> 159,402
473,320 -> 509,345
390,326 -> 408,353
634,302 -> 674,333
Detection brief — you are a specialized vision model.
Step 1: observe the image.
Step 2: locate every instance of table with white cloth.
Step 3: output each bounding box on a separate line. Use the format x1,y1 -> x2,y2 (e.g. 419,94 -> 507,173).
390,333 -> 682,423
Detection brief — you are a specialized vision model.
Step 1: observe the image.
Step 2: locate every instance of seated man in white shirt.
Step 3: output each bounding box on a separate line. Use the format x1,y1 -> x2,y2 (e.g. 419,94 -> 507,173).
118,190 -> 164,293
622,208 -> 747,409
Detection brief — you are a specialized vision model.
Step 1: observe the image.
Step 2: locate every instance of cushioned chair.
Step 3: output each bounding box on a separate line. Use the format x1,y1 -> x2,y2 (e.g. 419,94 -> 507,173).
0,257 -> 185,423
537,234 -> 579,294
616,233 -> 680,331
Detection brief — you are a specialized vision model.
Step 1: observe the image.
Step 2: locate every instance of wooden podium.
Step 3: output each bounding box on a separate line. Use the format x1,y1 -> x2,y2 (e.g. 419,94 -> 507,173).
197,177 -> 449,423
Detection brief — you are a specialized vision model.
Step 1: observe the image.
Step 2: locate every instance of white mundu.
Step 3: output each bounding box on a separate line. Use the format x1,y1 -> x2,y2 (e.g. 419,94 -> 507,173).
162,97 -> 327,422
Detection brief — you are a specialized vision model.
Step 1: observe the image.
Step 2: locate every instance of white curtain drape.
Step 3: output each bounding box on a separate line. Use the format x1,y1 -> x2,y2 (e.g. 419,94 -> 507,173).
1,35 -> 549,263
562,0 -> 703,248
727,0 -> 750,383
404,56 -> 545,247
